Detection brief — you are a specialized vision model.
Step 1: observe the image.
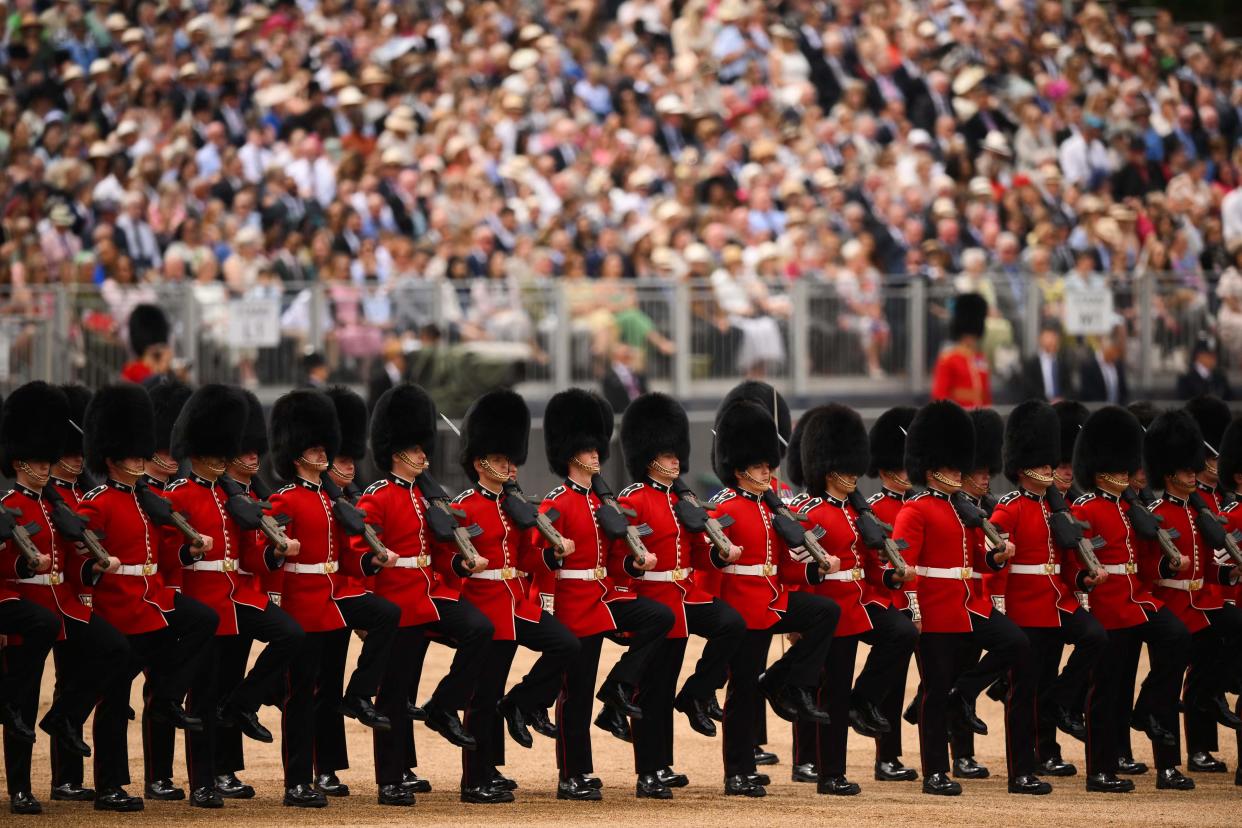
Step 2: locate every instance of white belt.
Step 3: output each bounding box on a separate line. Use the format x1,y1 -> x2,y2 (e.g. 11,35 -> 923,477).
185,559 -> 238,573
642,567 -> 693,582
115,563 -> 158,576
470,567 -> 526,580
394,555 -> 432,570
284,561 -> 339,575
1101,562 -> 1138,576
821,567 -> 864,582
1009,563 -> 1062,576
557,567 -> 607,581
15,573 -> 63,586
1156,578 -> 1204,591
724,563 -> 777,577
915,565 -> 974,580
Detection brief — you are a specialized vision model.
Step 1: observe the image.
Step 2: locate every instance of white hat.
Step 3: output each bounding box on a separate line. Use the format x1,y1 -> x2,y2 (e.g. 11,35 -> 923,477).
683,243 -> 712,264
917,20 -> 938,38
717,0 -> 748,23
381,147 -> 407,166
234,226 -> 263,247
1039,32 -> 1062,49
116,120 -> 139,138
651,247 -> 679,270
178,63 -> 199,78
89,140 -> 114,159
952,97 -> 978,120
235,17 -> 254,35
519,24 -> 544,42
89,57 -> 111,76
50,204 -> 75,227
981,130 -> 1011,157
952,65 -> 986,96
812,168 -> 839,189
186,14 -> 210,34
336,86 -> 364,107
907,128 -> 933,148
121,28 -> 143,45
105,12 -> 127,31
385,112 -> 416,133
62,65 -> 84,82
509,49 -> 540,72
1134,20 -> 1155,37
655,94 -> 686,115
968,176 -> 993,197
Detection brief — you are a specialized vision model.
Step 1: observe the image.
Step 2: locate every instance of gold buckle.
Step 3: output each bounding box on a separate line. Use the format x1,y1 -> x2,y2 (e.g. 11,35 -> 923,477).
672,567 -> 686,581
850,567 -> 863,581
223,558 -> 236,572
1190,578 -> 1203,591
763,563 -> 776,577
593,567 -> 606,580
142,563 -> 155,576
325,561 -> 338,574
960,567 -> 973,579
49,571 -> 62,585
1125,562 -> 1137,575
1043,562 -> 1056,574
418,555 -> 431,568
501,566 -> 516,579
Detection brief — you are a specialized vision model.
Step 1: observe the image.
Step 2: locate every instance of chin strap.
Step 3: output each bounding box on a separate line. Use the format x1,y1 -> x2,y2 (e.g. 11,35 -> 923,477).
649,459 -> 677,478
16,461 -> 49,487
396,450 -> 428,472
829,472 -> 858,493
1023,468 -> 1055,485
571,457 -> 600,474
741,469 -> 770,489
1099,472 -> 1130,489
329,463 -> 354,484
229,458 -> 260,474
479,458 -> 510,484
929,470 -> 961,489
297,455 -> 329,473
149,454 -> 178,474
56,458 -> 84,476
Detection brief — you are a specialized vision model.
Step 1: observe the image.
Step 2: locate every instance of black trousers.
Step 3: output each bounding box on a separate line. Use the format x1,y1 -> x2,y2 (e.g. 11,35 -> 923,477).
1086,606 -> 1190,776
950,638 -> 1010,760
631,599 -> 745,775
556,596 -> 673,780
752,634 -> 772,748
94,593 -> 219,791
214,637 -> 252,775
875,607 -> 917,764
917,609 -> 1034,778
373,597 -> 493,786
51,646 -> 83,788
722,592 -> 840,777
282,593 -> 399,787
794,604 -> 918,771
462,611 -> 578,788
1183,603 -> 1242,755
314,627 -> 350,776
1023,608 -> 1107,763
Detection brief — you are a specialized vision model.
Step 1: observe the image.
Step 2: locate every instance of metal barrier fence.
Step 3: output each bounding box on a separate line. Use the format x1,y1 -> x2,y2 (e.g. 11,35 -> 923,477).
1,272 -> 1236,404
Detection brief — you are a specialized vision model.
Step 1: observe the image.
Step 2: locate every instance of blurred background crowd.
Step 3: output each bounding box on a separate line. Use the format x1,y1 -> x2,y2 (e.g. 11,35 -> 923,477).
1,0 -> 1241,410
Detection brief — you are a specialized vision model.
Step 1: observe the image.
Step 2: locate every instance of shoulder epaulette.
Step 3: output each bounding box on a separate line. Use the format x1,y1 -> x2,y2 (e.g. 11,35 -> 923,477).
708,489 -> 736,505
0,489 -> 14,501
451,490 -> 472,504
619,482 -> 643,498
81,485 -> 107,501
1072,492 -> 1096,506
364,480 -> 389,496
275,483 -> 296,495
787,492 -> 811,509
866,492 -> 884,505
1148,498 -> 1163,510
908,490 -> 931,502
544,485 -> 566,501
1224,500 -> 1240,514
165,479 -> 189,491
998,490 -> 1021,505
795,497 -> 824,517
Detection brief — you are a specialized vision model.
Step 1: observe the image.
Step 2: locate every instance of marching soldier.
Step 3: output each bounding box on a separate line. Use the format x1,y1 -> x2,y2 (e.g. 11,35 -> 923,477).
447,389 -> 579,804
163,385 -> 306,808
1215,416 -> 1242,786
535,389 -> 673,800
1,383 -> 128,815
615,392 -> 746,799
1069,406 -> 1192,793
77,383 -> 220,811
360,383 -> 492,805
267,390 -> 400,808
792,404 -> 918,796
1053,401 -> 1090,502
864,406 -> 920,783
993,401 -> 1107,778
710,398 -> 841,797
1142,411 -> 1241,786
891,401 -> 1040,796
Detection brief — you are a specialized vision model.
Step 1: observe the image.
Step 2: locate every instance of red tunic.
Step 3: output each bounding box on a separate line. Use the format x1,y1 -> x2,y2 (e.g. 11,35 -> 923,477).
535,479 -> 635,638
351,476 -> 456,628
1221,500 -> 1242,604
989,489 -> 1081,627
441,486 -> 543,641
50,477 -> 94,608
710,487 -> 805,631
891,488 -> 996,633
162,474 -> 270,636
930,346 -> 991,409
1069,491 -> 1161,630
0,484 -> 94,638
267,478 -> 369,633
796,495 -> 891,637
1145,494 -> 1229,634
868,489 -> 912,611
611,480 -> 714,639
77,480 -> 178,635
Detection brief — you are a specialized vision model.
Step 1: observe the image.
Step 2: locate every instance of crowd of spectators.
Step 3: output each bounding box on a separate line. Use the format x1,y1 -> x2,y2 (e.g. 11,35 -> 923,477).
1,0 -> 1242,392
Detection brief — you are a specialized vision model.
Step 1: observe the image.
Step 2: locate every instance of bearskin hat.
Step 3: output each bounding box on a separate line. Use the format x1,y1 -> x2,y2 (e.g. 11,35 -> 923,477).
60,384 -> 91,457
785,414 -> 807,488
1053,400 -> 1090,465
458,389 -> 529,480
544,388 -> 614,477
84,384 -> 156,476
1184,395 -> 1231,455
718,380 -> 791,461
370,383 -> 438,473
238,389 -> 268,457
904,400 -> 974,485
1,381 -> 68,477
147,379 -> 192,454
620,392 -> 690,482
170,384 -> 247,461
1144,409 -> 1207,486
270,390 -> 341,482
1218,417 -> 1242,492
128,303 -> 170,357
713,399 -> 783,485
799,404 -> 870,499
868,406 -> 916,477
326,386 -> 368,461
950,293 -> 988,340
1126,400 -> 1163,430
969,408 -> 1004,475
1072,405 -> 1143,490
1003,400 -> 1060,482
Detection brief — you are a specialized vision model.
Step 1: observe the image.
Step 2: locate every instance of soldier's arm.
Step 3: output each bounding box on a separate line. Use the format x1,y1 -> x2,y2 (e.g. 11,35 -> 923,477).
534,496 -> 565,573
340,489 -> 385,578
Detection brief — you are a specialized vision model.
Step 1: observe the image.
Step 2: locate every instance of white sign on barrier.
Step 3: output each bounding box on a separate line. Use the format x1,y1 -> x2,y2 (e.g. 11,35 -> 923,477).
1062,286 -> 1114,336
227,298 -> 281,348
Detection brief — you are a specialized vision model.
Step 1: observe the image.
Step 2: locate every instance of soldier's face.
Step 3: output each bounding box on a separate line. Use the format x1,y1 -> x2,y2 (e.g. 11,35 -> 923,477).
1166,469 -> 1197,494
739,463 -> 771,491
400,446 -> 428,475
1202,458 -> 1219,485
21,460 -> 51,477
651,452 -> 680,477
300,446 -> 328,467
572,449 -> 600,473
332,457 -> 356,478
963,469 -> 990,495
1054,462 -> 1073,492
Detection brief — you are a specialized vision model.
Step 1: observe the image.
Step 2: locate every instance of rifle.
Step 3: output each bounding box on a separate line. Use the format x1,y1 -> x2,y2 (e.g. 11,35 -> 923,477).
1044,487 -> 1105,578
135,480 -> 207,554
501,481 -> 568,557
761,489 -> 837,573
41,483 -> 110,565
1120,487 -> 1182,566
0,507 -> 44,570
415,472 -> 482,569
218,475 -> 291,554
321,475 -> 388,564
669,478 -> 735,556
950,491 -> 1006,551
1187,490 -> 1242,568
847,490 -> 910,578
590,474 -> 650,566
